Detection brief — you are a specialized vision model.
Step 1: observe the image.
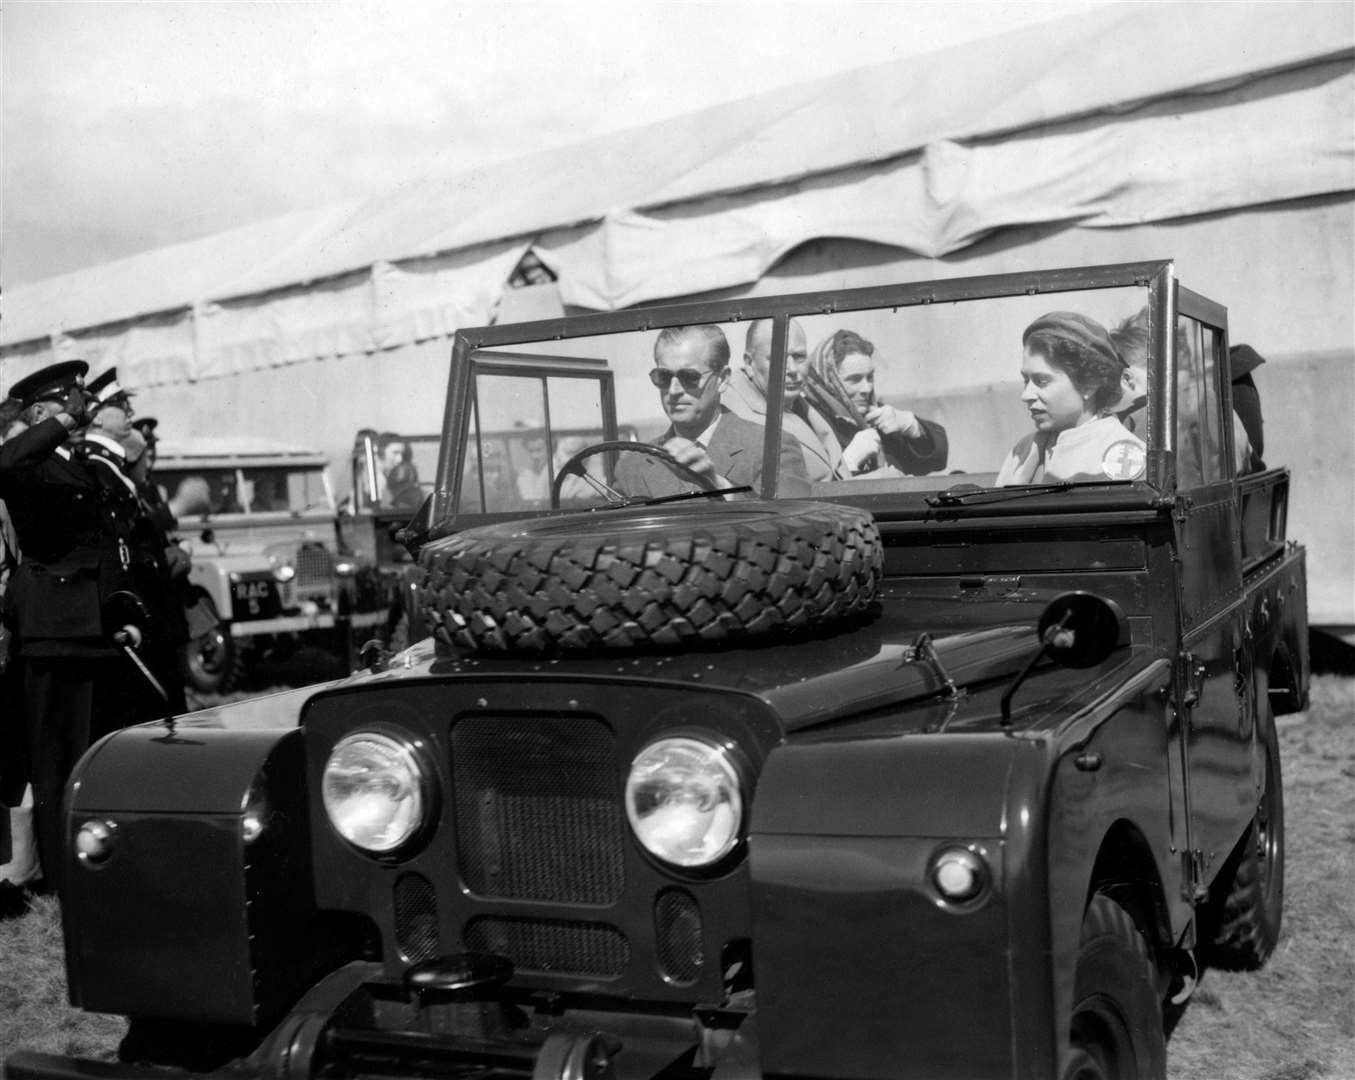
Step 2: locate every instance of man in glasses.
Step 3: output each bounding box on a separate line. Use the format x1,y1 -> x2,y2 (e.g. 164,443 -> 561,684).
725,319 -> 881,483
614,324 -> 810,499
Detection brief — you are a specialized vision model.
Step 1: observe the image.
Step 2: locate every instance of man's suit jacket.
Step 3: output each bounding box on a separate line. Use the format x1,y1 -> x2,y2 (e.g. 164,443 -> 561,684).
723,368 -> 843,482
614,410 -> 811,499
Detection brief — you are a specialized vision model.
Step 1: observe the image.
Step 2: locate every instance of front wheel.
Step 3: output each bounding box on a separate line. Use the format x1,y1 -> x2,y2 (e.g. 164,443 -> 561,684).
1064,893 -> 1166,1080
181,593 -> 245,694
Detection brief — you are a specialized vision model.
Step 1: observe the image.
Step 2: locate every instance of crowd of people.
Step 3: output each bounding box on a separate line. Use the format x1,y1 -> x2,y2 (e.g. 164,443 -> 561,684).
0,361 -> 188,917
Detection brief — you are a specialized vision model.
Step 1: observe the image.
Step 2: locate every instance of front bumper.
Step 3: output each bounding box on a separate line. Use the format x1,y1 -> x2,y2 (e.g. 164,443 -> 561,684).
5,962 -> 761,1080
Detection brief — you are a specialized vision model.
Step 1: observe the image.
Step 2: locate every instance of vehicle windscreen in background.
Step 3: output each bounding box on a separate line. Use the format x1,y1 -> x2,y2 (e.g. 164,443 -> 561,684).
354,435 -> 441,514
456,284 -> 1158,511
157,465 -> 331,517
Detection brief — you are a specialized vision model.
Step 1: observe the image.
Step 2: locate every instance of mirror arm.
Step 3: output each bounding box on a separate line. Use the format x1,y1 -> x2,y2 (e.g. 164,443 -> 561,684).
999,610 -> 1073,726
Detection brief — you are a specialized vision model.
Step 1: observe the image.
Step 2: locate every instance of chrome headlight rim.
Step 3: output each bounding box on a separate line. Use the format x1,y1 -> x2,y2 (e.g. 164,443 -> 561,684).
322,727 -> 437,858
927,842 -> 994,909
625,732 -> 748,873
270,557 -> 297,583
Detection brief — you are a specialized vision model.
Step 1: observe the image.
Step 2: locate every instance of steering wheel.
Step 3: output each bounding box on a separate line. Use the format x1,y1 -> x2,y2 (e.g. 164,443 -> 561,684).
550,440 -> 718,509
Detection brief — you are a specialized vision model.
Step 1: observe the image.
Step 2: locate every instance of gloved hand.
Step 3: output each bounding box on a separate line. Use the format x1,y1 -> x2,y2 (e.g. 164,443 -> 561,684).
62,384 -> 91,427
840,428 -> 882,475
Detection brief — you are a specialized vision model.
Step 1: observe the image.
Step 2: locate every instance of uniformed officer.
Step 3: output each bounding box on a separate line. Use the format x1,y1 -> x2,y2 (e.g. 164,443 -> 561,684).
0,360 -> 140,894
84,370 -> 188,721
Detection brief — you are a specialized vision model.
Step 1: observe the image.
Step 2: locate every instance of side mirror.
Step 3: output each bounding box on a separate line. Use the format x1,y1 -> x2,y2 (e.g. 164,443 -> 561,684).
1000,592 -> 1127,724
1037,592 -> 1127,669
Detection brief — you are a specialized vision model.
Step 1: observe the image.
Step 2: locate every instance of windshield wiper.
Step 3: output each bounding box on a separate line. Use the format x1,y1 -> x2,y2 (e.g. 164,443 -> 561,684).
622,484 -> 754,508
926,482 -> 1074,508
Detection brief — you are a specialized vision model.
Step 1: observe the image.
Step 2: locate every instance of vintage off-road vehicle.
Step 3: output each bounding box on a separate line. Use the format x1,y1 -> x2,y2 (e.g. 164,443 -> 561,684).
8,261 -> 1308,1080
155,438 -> 388,691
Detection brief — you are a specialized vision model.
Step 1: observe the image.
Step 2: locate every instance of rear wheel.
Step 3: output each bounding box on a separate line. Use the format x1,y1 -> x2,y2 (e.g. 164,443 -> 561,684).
1201,708 -> 1284,969
1064,893 -> 1166,1080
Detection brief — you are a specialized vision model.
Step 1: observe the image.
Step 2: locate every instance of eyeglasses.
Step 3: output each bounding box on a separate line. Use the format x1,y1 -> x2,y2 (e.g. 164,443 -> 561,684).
649,367 -> 716,393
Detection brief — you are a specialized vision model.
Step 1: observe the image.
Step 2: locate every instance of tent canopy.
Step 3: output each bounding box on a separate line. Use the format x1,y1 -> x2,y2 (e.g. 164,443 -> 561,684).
2,0 -> 1350,360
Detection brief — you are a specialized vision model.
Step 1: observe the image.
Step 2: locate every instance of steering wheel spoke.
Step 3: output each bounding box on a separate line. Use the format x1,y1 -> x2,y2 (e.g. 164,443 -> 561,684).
550,440 -> 723,509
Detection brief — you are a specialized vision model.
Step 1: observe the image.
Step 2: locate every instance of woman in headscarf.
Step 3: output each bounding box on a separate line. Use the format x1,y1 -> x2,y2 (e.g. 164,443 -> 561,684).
809,329 -> 948,476
996,312 -> 1146,486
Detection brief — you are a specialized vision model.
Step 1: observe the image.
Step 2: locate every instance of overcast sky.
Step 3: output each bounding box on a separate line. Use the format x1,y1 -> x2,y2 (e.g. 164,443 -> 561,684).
1,0 -> 1110,288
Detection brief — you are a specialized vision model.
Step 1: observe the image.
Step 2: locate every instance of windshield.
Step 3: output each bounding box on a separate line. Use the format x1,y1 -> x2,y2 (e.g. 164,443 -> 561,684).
156,464 -> 332,518
447,274 -> 1191,513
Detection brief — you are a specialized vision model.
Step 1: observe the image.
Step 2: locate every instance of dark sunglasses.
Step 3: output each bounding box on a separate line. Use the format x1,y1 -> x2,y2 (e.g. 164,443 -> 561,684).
649,367 -> 717,393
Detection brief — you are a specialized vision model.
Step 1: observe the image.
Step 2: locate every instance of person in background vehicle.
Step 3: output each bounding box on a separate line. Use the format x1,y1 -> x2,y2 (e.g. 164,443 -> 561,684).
514,433 -> 552,505
725,319 -> 880,482
377,433 -> 422,510
1228,344 -> 1266,473
1110,307 -> 1255,480
996,312 -> 1146,486
1108,309 -> 1151,434
810,328 -> 948,476
615,324 -> 811,498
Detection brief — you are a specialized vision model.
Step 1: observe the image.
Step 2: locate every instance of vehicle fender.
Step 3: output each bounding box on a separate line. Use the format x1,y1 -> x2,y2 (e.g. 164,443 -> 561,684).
62,725 -> 361,1028
186,558 -> 235,617
748,734 -> 1020,1080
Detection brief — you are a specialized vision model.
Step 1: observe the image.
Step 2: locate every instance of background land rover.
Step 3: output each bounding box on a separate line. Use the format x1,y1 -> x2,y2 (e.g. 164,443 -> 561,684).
11,262 -> 1311,1080
155,437 -> 387,692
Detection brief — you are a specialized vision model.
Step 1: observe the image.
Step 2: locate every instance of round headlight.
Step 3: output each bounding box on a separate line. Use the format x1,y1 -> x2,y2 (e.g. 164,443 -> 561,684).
272,562 -> 296,583
323,731 -> 427,853
626,736 -> 743,868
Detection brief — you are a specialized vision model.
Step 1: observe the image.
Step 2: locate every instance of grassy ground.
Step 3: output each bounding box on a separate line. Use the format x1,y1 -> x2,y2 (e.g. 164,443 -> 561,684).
2,673 -> 1352,1074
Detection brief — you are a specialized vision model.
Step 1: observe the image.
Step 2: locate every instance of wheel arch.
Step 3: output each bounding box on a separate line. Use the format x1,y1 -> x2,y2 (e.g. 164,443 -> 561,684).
1085,818 -> 1174,951
1265,637 -> 1305,715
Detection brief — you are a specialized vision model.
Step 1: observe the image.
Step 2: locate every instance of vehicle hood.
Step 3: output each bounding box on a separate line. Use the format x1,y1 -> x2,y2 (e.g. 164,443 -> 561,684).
355,599 -> 1072,734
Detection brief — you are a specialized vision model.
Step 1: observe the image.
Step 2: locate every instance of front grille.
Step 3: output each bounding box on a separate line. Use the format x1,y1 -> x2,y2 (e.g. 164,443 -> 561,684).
654,888 -> 703,985
296,543 -> 334,588
452,716 -> 623,904
464,916 -> 629,978
394,872 -> 439,962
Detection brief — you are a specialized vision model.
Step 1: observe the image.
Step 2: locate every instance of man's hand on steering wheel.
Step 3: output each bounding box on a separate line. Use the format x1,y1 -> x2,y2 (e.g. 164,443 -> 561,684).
550,439 -> 737,509
658,436 -> 735,491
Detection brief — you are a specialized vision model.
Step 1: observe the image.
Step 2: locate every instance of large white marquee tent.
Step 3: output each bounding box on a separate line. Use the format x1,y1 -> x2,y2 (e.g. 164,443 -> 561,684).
2,2 -> 1352,623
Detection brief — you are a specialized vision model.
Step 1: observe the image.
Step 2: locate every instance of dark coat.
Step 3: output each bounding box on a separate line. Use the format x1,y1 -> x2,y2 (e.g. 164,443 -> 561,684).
0,419 -> 135,657
819,401 -> 949,477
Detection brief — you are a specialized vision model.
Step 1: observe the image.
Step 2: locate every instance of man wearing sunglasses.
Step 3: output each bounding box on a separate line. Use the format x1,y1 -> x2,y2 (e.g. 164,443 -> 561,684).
615,325 -> 810,499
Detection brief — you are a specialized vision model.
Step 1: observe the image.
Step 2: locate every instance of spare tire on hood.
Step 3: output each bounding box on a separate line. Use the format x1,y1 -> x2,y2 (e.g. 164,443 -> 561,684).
418,500 -> 882,654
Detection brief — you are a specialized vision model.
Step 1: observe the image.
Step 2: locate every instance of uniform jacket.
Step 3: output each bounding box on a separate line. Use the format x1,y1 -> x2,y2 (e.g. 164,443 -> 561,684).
0,418 -> 135,655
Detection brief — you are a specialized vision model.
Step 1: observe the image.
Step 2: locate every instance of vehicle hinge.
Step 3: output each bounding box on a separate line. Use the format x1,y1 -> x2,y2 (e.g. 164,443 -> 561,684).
1182,849 -> 1210,904
1178,651 -> 1205,710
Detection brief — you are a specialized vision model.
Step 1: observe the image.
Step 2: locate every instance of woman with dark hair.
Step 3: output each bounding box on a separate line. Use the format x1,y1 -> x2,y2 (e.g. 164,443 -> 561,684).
996,311 -> 1145,486
809,329 -> 948,476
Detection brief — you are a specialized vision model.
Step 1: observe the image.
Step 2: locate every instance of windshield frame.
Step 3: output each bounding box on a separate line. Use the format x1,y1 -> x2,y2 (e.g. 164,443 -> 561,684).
437,260 -> 1191,519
